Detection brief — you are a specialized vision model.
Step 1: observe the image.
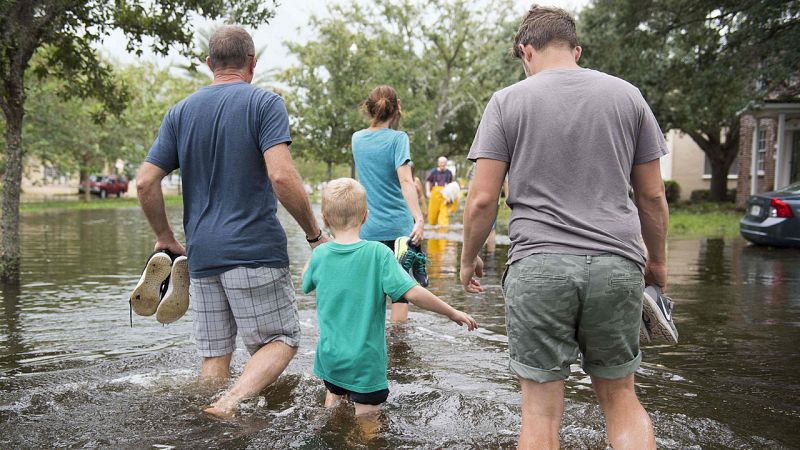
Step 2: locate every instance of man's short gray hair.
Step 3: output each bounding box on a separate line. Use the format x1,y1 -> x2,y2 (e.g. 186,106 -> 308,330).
208,26 -> 256,70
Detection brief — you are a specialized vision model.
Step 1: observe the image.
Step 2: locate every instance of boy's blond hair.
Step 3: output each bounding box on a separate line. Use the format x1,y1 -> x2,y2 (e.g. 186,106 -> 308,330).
322,178 -> 368,231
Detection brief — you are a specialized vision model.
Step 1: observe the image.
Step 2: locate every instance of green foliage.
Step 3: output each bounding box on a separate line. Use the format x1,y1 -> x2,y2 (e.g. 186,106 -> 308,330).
279,13 -> 382,175
664,180 -> 681,204
280,0 -> 523,177
579,0 -> 800,201
292,158 -> 352,185
22,60 -> 200,180
0,0 -> 279,279
689,189 -> 737,203
0,1 -> 278,117
495,199 -> 740,237
671,201 -> 737,214
668,210 -> 740,238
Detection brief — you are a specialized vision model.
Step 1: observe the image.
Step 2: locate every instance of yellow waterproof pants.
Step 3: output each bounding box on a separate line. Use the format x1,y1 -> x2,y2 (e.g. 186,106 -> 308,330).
428,186 -> 450,226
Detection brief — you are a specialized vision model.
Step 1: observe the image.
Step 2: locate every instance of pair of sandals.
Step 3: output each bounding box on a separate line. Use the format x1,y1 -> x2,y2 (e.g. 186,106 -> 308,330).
130,251 -> 190,325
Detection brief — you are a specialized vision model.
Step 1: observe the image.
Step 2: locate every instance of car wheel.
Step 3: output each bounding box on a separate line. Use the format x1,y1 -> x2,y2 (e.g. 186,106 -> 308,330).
100,189 -> 107,199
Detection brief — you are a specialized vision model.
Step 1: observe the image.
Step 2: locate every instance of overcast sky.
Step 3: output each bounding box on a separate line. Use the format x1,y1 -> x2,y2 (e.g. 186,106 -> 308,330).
99,0 -> 590,79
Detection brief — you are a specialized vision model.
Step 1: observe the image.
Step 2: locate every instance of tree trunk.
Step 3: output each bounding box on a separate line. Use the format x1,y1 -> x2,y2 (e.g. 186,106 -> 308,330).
326,160 -> 333,181
708,158 -> 731,202
686,126 -> 739,203
1,92 -> 25,281
79,168 -> 90,201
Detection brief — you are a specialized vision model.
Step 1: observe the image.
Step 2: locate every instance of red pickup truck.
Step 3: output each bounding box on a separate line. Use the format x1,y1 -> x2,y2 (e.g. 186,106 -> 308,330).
78,175 -> 129,198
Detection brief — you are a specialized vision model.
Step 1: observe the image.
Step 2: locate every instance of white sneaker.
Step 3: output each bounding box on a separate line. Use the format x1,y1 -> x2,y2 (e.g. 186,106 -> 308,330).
130,252 -> 172,316
156,256 -> 190,324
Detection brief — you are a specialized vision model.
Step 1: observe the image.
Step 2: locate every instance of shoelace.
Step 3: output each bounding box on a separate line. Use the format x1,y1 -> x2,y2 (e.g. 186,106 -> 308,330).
411,251 -> 430,274
400,250 -> 416,271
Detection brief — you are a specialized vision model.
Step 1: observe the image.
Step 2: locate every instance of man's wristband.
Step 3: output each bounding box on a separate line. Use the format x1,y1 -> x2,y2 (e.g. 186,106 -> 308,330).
306,229 -> 323,243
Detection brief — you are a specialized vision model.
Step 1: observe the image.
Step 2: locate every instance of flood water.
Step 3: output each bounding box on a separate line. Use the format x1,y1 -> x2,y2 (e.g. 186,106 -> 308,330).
1,205 -> 798,449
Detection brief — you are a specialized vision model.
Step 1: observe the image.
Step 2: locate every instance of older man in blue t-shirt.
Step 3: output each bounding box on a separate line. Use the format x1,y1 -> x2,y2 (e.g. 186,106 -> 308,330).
136,26 -> 327,418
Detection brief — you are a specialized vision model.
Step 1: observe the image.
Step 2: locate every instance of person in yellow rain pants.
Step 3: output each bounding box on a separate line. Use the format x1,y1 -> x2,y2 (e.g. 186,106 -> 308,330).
425,156 -> 454,226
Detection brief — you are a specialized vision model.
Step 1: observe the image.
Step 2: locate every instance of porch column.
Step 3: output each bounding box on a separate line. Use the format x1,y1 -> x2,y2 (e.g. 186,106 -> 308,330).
774,113 -> 786,190
751,120 -> 759,195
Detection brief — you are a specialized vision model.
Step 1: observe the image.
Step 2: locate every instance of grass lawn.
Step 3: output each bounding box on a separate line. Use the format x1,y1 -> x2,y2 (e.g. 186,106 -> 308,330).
668,202 -> 740,238
20,195 -> 183,212
495,202 -> 741,238
20,195 -> 742,239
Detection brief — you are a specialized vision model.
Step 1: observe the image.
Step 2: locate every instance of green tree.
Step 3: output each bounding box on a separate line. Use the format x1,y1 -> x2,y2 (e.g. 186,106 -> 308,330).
22,61 -> 198,200
281,0 -> 522,178
280,13 -> 382,180
0,0 -> 278,280
580,0 -> 800,202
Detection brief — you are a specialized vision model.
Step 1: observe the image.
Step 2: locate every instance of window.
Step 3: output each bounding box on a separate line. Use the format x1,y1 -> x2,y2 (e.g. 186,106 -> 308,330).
43,166 -> 58,179
703,156 -> 739,178
757,128 -> 767,173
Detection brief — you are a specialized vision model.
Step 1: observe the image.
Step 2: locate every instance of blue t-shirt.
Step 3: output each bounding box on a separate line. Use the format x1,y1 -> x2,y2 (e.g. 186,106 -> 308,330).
145,82 -> 291,278
351,128 -> 413,241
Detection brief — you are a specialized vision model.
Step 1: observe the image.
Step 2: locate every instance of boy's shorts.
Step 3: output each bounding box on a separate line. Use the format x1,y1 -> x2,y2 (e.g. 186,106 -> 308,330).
324,380 -> 389,406
503,253 -> 643,383
190,266 -> 301,357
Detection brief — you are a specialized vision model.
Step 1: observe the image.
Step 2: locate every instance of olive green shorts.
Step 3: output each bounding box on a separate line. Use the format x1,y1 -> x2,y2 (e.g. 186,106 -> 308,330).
502,253 -> 643,383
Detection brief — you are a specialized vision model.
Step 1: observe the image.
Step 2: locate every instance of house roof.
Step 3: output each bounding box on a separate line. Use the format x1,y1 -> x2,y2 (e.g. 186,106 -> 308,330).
738,100 -> 800,118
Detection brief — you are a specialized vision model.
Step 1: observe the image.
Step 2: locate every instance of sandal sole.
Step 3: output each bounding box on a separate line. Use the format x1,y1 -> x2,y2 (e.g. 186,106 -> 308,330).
156,257 -> 190,324
130,253 -> 172,316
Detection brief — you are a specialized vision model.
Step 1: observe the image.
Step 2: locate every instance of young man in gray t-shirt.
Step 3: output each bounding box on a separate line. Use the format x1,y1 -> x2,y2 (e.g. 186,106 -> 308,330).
460,6 -> 668,449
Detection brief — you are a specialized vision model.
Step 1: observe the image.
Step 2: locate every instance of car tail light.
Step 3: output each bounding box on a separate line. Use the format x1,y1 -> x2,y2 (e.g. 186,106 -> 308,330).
769,198 -> 794,218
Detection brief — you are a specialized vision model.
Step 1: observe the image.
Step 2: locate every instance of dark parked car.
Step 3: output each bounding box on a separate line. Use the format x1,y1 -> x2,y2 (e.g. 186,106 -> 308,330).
78,175 -> 129,198
740,182 -> 800,247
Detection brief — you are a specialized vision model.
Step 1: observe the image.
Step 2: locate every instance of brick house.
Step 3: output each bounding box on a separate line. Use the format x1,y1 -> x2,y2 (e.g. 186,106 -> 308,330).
736,101 -> 800,208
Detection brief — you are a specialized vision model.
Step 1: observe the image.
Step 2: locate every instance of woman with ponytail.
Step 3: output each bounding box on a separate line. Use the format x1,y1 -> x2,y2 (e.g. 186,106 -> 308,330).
352,85 -> 427,322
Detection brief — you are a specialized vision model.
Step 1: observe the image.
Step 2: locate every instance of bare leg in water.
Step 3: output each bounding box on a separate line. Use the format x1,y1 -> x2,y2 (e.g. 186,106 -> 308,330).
203,341 -> 297,418
591,374 -> 656,450
324,391 -> 381,439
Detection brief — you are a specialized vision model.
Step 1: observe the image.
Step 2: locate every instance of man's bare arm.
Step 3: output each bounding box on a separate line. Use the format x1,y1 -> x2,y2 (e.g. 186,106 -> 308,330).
136,162 -> 185,254
264,143 -> 325,246
460,158 -> 508,291
631,159 -> 669,289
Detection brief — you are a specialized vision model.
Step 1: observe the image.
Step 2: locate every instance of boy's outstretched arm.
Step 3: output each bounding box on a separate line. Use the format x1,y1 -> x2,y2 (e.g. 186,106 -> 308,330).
402,286 -> 478,331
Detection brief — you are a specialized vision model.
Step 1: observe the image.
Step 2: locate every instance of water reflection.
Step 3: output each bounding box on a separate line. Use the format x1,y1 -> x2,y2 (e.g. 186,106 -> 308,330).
0,208 -> 797,448
0,283 -> 25,376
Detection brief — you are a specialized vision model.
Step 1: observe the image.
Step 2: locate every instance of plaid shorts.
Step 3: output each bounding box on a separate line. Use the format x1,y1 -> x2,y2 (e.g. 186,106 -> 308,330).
190,266 -> 301,357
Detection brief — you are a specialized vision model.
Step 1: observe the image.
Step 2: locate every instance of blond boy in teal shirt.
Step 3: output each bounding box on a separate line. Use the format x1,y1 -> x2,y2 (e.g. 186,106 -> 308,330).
302,178 -> 477,416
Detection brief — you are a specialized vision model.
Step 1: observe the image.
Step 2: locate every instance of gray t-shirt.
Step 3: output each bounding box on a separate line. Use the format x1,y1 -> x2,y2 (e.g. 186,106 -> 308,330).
468,68 -> 667,269
146,82 -> 291,278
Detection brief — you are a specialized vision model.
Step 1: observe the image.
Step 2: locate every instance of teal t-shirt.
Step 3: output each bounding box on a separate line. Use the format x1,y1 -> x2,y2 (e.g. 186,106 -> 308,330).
302,240 -> 417,392
352,128 -> 414,241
